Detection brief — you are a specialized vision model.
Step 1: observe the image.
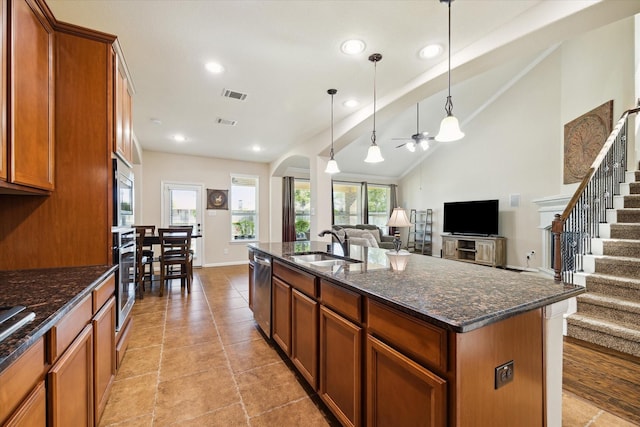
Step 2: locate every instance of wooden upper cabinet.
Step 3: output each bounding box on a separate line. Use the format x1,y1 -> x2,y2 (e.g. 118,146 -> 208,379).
113,50 -> 133,164
0,0 -> 7,182
9,0 -> 54,190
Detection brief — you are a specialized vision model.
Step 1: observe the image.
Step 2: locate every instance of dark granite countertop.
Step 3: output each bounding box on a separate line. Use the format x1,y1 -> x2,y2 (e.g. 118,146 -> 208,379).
249,241 -> 584,333
0,265 -> 117,371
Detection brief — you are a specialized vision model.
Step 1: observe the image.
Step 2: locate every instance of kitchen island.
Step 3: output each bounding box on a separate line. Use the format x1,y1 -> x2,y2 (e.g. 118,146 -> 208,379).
248,241 -> 583,427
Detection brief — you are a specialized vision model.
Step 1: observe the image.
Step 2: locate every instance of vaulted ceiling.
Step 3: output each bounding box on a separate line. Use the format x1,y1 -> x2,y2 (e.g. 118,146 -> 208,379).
47,0 -> 640,178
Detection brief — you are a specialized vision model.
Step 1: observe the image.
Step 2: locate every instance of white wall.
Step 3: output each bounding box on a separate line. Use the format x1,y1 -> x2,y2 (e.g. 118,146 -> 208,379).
137,150 -> 270,266
400,17 -> 635,270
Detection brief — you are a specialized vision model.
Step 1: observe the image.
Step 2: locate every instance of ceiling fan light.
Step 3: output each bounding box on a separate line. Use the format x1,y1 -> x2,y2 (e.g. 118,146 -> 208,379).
365,144 -> 384,163
435,114 -> 464,142
325,158 -> 340,174
406,142 -> 416,152
419,140 -> 429,151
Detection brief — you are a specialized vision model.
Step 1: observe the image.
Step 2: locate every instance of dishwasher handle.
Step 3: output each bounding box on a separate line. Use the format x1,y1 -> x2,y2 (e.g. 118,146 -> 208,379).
254,254 -> 271,267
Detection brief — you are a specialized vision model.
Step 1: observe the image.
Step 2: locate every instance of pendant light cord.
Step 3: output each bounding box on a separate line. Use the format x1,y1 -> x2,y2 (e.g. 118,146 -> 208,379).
445,0 -> 453,116
328,88 -> 337,159
369,53 -> 382,146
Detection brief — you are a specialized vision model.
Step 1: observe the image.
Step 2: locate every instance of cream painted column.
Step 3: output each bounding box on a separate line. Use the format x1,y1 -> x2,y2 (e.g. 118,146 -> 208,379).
544,300 -> 570,427
269,176 -> 283,243
311,156 -> 334,242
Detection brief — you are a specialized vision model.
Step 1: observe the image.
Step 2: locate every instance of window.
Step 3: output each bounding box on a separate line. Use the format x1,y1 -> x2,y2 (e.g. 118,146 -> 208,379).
367,185 -> 391,229
332,181 -> 392,234
332,182 -> 362,225
294,179 -> 311,240
231,175 -> 258,241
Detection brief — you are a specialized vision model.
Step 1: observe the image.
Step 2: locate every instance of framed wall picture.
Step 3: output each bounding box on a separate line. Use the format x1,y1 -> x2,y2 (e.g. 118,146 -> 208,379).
563,100 -> 613,184
207,189 -> 228,210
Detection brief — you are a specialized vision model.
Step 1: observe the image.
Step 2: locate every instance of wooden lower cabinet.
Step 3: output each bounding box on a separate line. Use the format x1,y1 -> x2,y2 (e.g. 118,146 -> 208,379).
48,324 -> 94,426
272,277 -> 292,355
291,288 -> 318,388
366,335 -> 446,427
93,296 -> 116,425
319,306 -> 362,427
4,380 -> 46,427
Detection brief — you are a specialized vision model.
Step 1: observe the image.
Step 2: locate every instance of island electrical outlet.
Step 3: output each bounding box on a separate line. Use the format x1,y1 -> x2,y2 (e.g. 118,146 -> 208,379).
495,360 -> 514,389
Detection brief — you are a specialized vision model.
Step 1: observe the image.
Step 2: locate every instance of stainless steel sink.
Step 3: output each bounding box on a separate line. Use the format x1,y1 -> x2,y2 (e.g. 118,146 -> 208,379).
288,252 -> 361,268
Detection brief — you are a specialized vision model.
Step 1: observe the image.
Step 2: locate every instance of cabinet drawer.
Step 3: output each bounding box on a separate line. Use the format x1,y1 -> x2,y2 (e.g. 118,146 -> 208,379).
0,337 -> 46,424
49,295 -> 92,363
367,300 -> 447,373
320,280 -> 362,323
93,274 -> 115,314
274,261 -> 317,297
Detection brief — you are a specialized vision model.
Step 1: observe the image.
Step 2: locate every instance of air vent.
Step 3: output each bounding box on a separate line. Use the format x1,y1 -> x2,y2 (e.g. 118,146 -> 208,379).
216,117 -> 238,126
221,89 -> 248,101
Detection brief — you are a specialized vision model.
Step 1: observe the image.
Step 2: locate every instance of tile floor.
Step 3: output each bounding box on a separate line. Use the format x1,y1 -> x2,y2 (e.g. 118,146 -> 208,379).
99,265 -> 637,427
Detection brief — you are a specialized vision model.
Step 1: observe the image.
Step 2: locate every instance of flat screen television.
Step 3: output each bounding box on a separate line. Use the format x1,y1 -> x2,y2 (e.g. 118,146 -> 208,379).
443,199 -> 499,236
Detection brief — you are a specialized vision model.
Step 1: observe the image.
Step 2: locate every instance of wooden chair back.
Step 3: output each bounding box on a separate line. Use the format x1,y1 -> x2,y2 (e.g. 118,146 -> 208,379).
157,227 -> 193,296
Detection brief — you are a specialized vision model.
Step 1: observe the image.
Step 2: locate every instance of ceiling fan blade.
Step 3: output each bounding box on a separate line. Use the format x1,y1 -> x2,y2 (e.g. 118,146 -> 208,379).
395,142 -> 408,148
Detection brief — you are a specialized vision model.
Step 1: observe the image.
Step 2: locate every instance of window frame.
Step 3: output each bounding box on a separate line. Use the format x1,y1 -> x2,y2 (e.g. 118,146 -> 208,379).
230,174 -> 259,242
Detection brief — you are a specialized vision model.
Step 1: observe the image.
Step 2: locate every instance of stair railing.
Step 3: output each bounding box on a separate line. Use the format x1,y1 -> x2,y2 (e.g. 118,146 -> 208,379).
552,104 -> 640,283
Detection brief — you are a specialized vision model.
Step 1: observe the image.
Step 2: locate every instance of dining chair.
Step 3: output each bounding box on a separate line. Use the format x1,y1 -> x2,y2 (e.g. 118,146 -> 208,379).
157,227 -> 193,296
133,225 -> 156,291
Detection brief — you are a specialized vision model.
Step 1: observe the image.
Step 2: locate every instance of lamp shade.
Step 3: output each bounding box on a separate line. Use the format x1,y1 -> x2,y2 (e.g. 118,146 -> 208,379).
325,158 -> 340,174
364,144 -> 384,163
386,207 -> 412,227
435,114 -> 465,142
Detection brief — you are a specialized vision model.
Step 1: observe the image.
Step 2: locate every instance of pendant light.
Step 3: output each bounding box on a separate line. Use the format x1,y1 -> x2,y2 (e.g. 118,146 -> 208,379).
435,0 -> 464,142
325,89 -> 340,174
364,53 -> 384,163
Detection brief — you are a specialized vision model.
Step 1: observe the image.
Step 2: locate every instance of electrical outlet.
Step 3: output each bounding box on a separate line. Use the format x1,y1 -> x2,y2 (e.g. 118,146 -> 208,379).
526,250 -> 535,260
495,360 -> 514,389
223,248 -> 229,255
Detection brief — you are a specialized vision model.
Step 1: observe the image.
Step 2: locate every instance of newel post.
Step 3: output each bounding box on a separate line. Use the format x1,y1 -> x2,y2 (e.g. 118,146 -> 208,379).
551,214 -> 563,282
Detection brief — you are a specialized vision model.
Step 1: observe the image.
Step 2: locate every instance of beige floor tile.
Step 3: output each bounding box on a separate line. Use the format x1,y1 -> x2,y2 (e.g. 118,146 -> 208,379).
164,306 -> 213,328
173,403 -> 249,427
225,338 -> 282,373
98,372 -> 158,426
562,393 -> 601,427
214,306 -> 255,325
159,340 -> 226,382
99,413 -> 153,427
128,324 -> 164,349
163,320 -> 219,348
153,368 -> 241,425
592,412 -> 639,426
236,361 -> 310,416
207,295 -> 249,311
217,319 -> 263,345
131,309 -> 166,327
116,345 -> 162,379
249,397 -> 332,427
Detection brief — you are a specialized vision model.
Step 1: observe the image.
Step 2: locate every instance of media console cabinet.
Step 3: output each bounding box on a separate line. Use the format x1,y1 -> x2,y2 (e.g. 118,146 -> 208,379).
441,235 -> 506,268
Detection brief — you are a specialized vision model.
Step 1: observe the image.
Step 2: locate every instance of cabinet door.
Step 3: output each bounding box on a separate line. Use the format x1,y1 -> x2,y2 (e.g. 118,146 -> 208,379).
442,239 -> 457,259
291,288 -> 318,389
49,324 -> 94,427
10,0 -> 54,190
93,297 -> 116,425
319,306 -> 362,427
4,381 -> 46,427
475,240 -> 495,265
0,0 -> 6,181
366,335 -> 446,427
114,55 -> 132,163
272,277 -> 291,355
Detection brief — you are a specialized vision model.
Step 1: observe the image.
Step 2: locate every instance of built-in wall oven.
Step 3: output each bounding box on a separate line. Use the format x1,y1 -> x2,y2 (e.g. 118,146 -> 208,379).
113,158 -> 134,228
113,227 -> 136,331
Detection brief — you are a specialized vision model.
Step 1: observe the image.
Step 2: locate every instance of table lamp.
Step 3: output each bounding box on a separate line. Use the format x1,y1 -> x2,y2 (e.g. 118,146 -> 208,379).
386,207 -> 412,252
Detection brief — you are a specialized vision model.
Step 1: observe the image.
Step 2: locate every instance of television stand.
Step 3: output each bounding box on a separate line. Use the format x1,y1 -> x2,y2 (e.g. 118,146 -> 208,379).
442,235 -> 506,268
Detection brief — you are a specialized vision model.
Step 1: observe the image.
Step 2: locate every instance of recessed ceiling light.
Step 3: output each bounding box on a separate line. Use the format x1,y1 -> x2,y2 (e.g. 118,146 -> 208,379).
205,61 -> 225,74
343,99 -> 359,108
252,145 -> 262,152
172,134 -> 187,142
340,39 -> 366,55
419,44 -> 443,59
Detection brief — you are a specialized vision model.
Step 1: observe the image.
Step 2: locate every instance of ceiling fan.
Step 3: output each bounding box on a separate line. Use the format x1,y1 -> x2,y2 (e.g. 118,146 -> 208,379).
393,103 -> 434,152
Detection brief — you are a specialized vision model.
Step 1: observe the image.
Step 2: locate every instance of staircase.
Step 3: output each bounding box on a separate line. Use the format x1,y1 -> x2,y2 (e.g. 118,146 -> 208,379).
567,165 -> 640,357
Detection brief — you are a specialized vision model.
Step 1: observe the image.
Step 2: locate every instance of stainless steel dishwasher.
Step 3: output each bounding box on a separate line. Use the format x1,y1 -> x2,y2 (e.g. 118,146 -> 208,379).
251,251 -> 272,337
